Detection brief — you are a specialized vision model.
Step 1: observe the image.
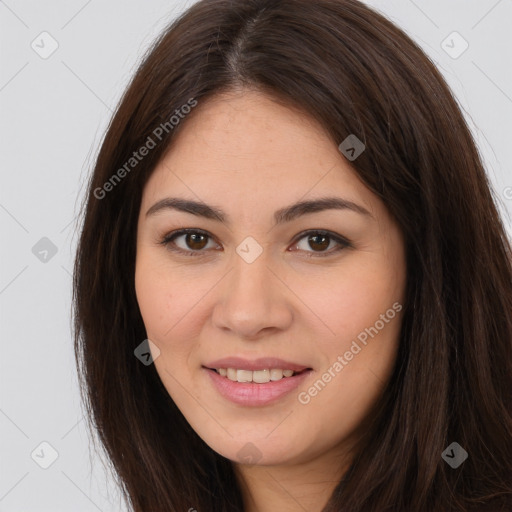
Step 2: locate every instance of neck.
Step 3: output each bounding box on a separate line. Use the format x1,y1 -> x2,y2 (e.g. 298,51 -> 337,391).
234,444 -> 353,512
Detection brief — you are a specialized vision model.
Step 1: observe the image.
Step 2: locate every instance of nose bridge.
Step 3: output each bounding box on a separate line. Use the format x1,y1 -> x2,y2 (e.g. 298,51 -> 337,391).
229,241 -> 275,306
211,239 -> 293,337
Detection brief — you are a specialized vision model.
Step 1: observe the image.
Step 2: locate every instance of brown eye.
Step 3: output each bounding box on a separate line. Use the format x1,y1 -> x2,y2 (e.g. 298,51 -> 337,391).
306,233 -> 330,251
292,230 -> 350,257
184,232 -> 209,250
161,229 -> 219,255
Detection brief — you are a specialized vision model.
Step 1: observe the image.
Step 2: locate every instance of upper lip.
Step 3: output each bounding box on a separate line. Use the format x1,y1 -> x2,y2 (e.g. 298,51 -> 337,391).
204,357 -> 311,372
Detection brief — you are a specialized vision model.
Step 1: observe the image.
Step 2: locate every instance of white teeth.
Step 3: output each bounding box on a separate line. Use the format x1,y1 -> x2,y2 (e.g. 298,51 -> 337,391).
218,368 -> 301,383
270,369 -> 283,380
253,369 -> 270,383
237,370 -> 252,382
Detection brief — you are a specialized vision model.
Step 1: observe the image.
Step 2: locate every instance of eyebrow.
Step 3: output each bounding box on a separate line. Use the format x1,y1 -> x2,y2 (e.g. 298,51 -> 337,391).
145,196 -> 373,224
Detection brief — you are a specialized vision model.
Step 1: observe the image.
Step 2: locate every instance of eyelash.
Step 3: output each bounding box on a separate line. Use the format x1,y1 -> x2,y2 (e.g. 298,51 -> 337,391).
158,228 -> 352,258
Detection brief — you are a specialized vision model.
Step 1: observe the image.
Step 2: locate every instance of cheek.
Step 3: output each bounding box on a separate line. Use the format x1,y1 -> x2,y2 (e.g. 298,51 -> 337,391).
305,259 -> 403,345
134,258 -> 170,338
301,254 -> 404,411
298,256 -> 404,428
135,252 -> 193,339
134,251 -> 212,369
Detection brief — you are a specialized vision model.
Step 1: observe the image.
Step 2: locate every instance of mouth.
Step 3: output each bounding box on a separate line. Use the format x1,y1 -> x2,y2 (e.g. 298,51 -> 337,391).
202,357 -> 313,406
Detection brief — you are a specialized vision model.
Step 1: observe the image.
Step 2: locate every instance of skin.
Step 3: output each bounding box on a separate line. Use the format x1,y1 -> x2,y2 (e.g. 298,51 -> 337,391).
135,88 -> 406,512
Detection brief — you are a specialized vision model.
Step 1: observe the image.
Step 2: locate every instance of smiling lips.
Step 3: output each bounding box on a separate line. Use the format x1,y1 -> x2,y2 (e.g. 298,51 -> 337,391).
203,356 -> 313,406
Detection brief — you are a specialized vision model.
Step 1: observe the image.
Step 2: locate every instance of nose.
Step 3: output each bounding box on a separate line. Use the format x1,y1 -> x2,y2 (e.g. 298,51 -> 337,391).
211,247 -> 294,340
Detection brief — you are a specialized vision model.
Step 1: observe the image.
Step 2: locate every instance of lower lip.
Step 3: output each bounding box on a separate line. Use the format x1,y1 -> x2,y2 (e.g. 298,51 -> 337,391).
204,367 -> 312,406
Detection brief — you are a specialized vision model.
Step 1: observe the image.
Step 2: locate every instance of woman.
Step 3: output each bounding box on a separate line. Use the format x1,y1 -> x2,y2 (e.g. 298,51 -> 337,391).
73,0 -> 512,510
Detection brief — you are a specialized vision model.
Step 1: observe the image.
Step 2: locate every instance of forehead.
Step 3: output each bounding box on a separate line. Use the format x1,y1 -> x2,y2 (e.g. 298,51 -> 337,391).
140,89 -> 378,222
172,90 -> 332,161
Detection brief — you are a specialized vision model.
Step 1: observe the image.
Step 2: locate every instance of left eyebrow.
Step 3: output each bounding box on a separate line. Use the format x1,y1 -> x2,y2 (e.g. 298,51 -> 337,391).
274,196 -> 373,223
145,196 -> 373,224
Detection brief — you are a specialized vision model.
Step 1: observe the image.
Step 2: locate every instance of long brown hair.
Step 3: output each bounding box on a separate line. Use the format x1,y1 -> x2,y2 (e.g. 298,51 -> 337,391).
72,0 -> 512,510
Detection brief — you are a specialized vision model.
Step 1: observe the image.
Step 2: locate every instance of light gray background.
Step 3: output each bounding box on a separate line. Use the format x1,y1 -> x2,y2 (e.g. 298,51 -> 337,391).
1,1 -> 511,511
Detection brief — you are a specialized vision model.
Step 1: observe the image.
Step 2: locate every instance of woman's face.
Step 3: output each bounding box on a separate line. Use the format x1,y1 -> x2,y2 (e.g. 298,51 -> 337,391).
135,89 -> 406,468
